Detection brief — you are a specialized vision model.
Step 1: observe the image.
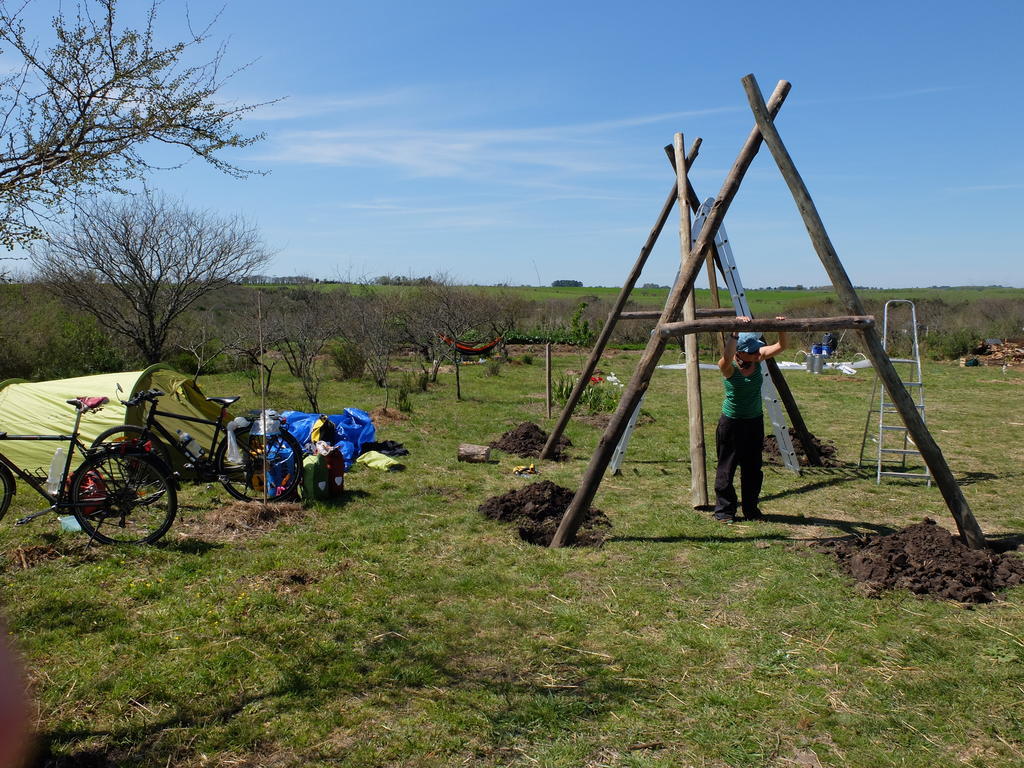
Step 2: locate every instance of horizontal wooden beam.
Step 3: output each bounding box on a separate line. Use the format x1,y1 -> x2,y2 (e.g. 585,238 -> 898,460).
619,307 -> 735,321
658,315 -> 873,337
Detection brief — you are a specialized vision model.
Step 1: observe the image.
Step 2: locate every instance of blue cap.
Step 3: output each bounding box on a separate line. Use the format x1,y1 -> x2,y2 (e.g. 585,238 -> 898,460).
736,332 -> 765,354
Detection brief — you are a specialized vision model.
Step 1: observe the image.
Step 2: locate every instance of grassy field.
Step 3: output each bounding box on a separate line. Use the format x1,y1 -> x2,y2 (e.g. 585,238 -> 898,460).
1,348 -> 1023,767
464,284 -> 1024,313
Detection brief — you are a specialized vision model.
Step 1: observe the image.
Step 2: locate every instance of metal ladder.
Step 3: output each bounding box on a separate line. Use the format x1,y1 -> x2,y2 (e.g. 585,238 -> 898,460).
858,299 -> 932,484
609,197 -> 800,474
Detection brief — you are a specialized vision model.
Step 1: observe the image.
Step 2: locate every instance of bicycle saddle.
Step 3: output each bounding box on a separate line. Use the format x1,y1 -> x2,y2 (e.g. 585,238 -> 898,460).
206,396 -> 240,407
69,396 -> 109,412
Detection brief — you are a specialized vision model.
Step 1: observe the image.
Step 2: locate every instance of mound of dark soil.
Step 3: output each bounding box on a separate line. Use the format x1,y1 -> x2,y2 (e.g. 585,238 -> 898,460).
479,480 -> 610,546
764,428 -> 839,467
814,519 -> 1024,603
491,422 -> 571,460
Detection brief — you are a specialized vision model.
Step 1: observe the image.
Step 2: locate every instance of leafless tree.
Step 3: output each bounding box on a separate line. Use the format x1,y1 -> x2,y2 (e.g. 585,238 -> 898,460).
416,279 -> 493,400
266,287 -> 349,412
32,193 -> 270,363
486,288 -> 530,360
172,307 -> 231,381
346,285 -> 403,406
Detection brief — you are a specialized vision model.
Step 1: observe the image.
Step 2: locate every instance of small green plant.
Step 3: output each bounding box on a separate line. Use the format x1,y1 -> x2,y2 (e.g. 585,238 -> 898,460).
396,384 -> 412,413
400,371 -> 429,393
521,353 -> 533,365
484,359 -> 502,377
551,373 -> 622,413
330,339 -> 366,380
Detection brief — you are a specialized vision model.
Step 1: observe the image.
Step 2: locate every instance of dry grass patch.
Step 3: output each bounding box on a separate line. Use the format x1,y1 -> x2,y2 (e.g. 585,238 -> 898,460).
173,501 -> 306,541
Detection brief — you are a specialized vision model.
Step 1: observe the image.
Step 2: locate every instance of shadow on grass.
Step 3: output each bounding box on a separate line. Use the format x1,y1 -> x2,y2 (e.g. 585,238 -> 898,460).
755,512 -> 897,538
32,620 -> 649,767
608,531 -> 791,544
159,538 -> 223,555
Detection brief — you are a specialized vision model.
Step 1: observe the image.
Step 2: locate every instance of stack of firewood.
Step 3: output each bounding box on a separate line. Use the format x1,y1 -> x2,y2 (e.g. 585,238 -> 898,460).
976,340 -> 1024,366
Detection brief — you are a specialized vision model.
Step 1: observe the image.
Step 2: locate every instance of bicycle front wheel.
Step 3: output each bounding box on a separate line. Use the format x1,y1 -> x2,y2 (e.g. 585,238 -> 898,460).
71,451 -> 177,544
90,425 -> 173,470
215,427 -> 302,502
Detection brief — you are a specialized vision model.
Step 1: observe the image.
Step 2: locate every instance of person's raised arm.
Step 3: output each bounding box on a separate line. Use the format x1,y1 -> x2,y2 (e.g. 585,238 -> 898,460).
758,315 -> 788,360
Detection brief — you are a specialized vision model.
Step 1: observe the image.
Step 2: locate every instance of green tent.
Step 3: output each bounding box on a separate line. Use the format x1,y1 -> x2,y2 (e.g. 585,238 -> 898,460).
0,365 -> 226,474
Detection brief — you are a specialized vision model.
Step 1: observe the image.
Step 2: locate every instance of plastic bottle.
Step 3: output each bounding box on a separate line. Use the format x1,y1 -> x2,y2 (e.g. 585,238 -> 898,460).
176,429 -> 203,460
45,447 -> 66,494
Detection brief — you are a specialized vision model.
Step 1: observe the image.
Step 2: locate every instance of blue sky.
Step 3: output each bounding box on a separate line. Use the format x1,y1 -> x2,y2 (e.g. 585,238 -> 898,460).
17,0 -> 1024,287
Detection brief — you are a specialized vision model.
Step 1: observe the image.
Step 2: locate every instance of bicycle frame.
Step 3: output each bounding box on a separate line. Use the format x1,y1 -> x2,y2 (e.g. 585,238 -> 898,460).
0,407 -> 97,511
134,400 -> 231,468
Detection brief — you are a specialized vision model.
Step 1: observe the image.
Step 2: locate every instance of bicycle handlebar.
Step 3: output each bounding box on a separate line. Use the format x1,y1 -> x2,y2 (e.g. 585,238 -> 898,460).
122,389 -> 165,407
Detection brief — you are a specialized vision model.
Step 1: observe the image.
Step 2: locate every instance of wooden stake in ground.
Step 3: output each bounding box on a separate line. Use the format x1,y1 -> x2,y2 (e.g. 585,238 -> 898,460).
741,73 -> 986,549
538,140 -> 702,460
676,135 -> 707,509
545,343 -> 552,419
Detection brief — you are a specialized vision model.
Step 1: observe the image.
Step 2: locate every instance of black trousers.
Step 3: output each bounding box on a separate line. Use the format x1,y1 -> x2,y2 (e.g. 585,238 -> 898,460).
713,414 -> 764,514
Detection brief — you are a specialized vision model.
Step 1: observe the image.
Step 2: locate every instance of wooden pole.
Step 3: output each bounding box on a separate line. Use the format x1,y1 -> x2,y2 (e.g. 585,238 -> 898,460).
676,135 -> 708,508
539,139 -> 702,460
659,315 -> 874,336
545,343 -> 552,419
551,79 -> 791,547
618,308 -> 734,320
741,73 -> 986,549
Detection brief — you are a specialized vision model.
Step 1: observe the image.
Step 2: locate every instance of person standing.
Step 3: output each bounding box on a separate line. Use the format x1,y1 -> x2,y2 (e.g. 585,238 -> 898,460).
713,316 -> 787,523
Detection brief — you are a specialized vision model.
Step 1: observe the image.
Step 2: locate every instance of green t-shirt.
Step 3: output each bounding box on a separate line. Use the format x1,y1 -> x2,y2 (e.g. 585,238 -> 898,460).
722,363 -> 763,419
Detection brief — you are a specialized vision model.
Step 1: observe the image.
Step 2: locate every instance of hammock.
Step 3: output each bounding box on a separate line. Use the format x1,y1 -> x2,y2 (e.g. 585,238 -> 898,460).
439,334 -> 502,356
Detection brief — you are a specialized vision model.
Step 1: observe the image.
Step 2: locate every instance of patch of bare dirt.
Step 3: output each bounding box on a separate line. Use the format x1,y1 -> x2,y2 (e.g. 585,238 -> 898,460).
370,406 -> 409,426
764,428 -> 839,467
7,544 -> 66,570
478,480 -> 610,546
490,422 -> 571,460
176,501 -> 306,541
813,518 -> 1024,603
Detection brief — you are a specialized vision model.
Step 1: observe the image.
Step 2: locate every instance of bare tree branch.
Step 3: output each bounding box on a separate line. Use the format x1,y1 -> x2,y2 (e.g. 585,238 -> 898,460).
31,191 -> 270,363
0,0 -> 273,245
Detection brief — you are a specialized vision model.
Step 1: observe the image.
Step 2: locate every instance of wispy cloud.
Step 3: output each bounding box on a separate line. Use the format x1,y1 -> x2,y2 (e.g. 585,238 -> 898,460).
258,105 -> 740,181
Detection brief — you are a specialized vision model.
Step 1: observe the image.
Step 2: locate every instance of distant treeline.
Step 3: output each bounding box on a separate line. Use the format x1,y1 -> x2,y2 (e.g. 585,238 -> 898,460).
1,280 -> 1021,385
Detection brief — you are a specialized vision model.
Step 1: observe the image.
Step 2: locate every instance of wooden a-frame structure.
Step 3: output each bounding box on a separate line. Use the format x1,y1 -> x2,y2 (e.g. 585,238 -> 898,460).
549,74 -> 987,550
538,140 -> 827,501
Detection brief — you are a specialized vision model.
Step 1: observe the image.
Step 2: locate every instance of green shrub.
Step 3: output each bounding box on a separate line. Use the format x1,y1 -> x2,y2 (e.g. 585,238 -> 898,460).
330,340 -> 366,380
484,359 -> 502,377
925,328 -> 978,360
521,353 -> 533,365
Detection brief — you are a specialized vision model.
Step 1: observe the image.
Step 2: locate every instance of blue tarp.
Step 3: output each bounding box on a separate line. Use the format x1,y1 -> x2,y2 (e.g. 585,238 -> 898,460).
280,408 -> 376,469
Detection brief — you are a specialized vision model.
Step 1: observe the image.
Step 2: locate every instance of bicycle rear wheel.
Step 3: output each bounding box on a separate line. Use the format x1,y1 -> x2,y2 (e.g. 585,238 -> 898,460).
71,451 -> 177,544
215,426 -> 302,502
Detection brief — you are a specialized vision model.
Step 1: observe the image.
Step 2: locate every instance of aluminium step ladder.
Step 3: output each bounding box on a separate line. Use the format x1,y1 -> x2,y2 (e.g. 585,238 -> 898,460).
858,299 -> 932,485
609,197 -> 800,474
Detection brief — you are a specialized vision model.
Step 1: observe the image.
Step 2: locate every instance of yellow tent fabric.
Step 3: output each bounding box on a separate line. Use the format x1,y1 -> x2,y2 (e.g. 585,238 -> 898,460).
0,366 -> 226,474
